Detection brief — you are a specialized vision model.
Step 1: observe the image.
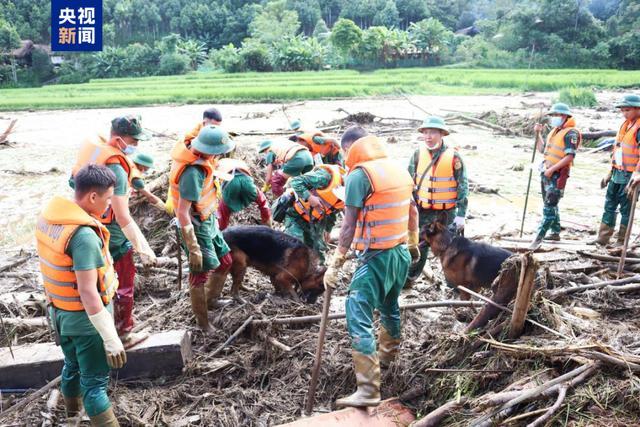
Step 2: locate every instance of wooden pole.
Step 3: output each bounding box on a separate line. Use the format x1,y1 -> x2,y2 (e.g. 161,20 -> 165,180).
304,287 -> 333,415
520,109 -> 543,237
617,186 -> 639,279
174,222 -> 182,290
508,253 -> 538,339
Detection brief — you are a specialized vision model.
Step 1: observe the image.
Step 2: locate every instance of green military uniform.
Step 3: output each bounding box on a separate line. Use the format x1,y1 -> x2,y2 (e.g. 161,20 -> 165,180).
536,130 -> 579,238
222,173 -> 258,212
265,149 -> 314,176
602,131 -> 640,229
49,228 -> 112,417
177,166 -> 229,271
307,134 -> 344,165
344,168 -> 411,354
284,168 -> 338,261
406,144 -> 469,280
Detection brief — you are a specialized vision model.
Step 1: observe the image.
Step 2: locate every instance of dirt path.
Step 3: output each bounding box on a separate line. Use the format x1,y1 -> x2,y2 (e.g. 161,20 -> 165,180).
0,91 -> 623,249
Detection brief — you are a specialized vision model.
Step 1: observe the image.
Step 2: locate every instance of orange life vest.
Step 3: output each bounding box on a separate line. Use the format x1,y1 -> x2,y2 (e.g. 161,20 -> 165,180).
71,135 -> 136,224
270,140 -> 308,164
544,118 -> 580,167
184,122 -> 204,146
345,136 -> 413,251
168,140 -> 218,221
414,145 -> 458,210
35,197 -> 118,312
297,130 -> 340,158
612,118 -> 640,172
293,164 -> 345,222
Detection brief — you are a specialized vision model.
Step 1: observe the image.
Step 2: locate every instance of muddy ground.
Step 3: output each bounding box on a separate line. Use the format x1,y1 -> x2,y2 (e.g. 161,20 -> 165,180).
1,91 -> 639,426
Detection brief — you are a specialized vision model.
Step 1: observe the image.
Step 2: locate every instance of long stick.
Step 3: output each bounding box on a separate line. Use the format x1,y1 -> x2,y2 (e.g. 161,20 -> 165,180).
210,315 -> 254,357
174,222 -> 182,290
617,186 -> 639,278
0,376 -> 61,420
0,311 -> 14,359
304,287 -> 333,415
520,110 -> 543,237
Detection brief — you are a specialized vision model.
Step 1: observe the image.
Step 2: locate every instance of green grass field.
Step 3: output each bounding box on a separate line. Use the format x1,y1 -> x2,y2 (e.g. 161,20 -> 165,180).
1,68 -> 638,111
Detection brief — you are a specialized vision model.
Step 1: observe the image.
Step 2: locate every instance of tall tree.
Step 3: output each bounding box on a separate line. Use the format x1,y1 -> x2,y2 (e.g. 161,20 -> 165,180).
250,0 -> 300,44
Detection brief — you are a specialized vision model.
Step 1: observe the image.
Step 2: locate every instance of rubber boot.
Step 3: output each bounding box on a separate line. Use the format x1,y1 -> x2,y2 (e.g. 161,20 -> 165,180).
189,286 -> 213,333
335,351 -> 381,408
615,224 -> 628,246
529,234 -> 544,250
590,222 -> 614,246
64,395 -> 82,419
377,327 -> 401,368
544,233 -> 561,241
89,407 -> 120,426
205,272 -> 233,309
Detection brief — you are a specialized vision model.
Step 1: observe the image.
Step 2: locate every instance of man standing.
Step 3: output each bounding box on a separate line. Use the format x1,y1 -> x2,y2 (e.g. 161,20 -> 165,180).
71,115 -> 156,348
183,107 -> 223,145
530,103 -> 581,249
258,139 -> 314,197
169,126 -> 235,332
595,94 -> 640,245
407,116 -> 468,284
283,164 -> 345,261
37,165 -> 126,425
323,126 -> 419,407
215,157 -> 272,230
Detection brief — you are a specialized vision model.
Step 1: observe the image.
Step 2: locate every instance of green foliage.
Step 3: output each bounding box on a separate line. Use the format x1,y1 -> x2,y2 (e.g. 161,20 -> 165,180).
454,37 -> 515,68
609,32 -> 640,70
210,44 -> 243,73
355,26 -> 387,63
287,0 -> 322,35
177,39 -> 208,70
409,18 -> 455,57
158,53 -> 189,76
557,87 -> 597,108
0,19 -> 20,52
31,47 -> 53,81
270,36 -> 324,71
239,40 -> 273,72
330,18 -> 362,56
250,0 -> 300,44
313,19 -> 330,40
373,1 -> 400,28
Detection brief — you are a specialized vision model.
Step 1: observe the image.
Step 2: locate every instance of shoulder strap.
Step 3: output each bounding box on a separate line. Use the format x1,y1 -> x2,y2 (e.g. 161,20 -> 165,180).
414,147 -> 443,201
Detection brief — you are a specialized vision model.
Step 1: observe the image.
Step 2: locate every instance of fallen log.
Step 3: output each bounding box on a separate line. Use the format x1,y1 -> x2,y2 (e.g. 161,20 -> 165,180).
448,114 -> 513,134
251,300 -> 483,326
2,317 -> 47,328
0,119 -> 17,145
410,397 -> 468,427
578,251 -> 640,264
546,274 -> 640,298
582,130 -> 616,140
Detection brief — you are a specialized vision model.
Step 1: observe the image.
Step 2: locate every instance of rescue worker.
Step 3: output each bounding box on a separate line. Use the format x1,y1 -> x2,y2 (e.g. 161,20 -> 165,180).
169,125 -> 235,333
70,115 -> 156,348
530,103 -> 581,249
290,129 -> 342,165
407,116 -> 468,285
215,157 -> 272,230
130,152 -> 166,212
323,126 -> 420,408
183,107 -> 223,145
283,164 -> 346,261
258,139 -> 314,197
595,94 -> 640,245
37,165 -> 126,426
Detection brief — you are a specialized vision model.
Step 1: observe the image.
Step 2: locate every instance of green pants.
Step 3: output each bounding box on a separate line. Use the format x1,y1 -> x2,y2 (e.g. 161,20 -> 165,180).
178,216 -> 230,271
284,214 -> 328,261
59,334 -> 111,417
536,173 -> 564,237
346,246 -> 410,355
407,208 -> 455,280
602,180 -> 632,228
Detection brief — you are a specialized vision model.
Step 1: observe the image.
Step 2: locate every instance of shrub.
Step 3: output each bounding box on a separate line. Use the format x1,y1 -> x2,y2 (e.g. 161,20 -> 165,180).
239,41 -> 272,72
556,87 -> 597,108
158,53 -> 190,76
210,44 -> 244,73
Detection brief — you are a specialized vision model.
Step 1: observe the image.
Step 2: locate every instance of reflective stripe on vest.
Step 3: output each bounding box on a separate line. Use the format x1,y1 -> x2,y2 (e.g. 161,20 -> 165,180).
544,121 -> 580,167
71,135 -> 136,225
352,159 -> 413,251
293,164 -> 345,222
168,140 -> 218,221
612,118 -> 640,172
35,197 -> 118,312
415,146 -> 458,210
271,140 -> 308,163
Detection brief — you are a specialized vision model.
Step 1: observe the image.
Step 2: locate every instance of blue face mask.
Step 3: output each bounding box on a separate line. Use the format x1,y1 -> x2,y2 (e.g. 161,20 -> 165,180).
123,145 -> 137,155
550,117 -> 564,128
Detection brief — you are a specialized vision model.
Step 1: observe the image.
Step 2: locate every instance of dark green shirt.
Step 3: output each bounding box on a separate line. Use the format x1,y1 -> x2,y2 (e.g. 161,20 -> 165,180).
408,144 -> 469,217
288,168 -> 337,231
222,173 -> 258,213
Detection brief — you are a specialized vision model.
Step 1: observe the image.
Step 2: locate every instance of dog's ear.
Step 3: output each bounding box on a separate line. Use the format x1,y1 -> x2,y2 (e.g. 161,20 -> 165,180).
438,211 -> 449,225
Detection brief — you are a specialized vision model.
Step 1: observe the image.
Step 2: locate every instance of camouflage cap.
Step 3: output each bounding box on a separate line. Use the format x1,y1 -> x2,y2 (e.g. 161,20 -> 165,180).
111,115 -> 151,141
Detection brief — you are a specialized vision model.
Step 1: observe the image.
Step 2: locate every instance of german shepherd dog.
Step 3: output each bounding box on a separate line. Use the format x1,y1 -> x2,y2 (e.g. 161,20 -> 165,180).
222,226 -> 326,303
422,212 -> 512,299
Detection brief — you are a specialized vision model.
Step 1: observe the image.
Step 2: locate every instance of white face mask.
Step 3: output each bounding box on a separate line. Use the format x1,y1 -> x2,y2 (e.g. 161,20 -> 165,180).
550,117 -> 564,128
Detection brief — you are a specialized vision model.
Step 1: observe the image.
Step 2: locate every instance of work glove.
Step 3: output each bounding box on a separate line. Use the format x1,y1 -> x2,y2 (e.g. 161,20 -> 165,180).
323,250 -> 347,289
261,183 -> 271,193
181,224 -> 203,273
88,308 -> 127,369
601,171 -> 612,189
408,230 -> 421,266
150,199 -> 169,214
121,222 -> 156,268
453,216 -> 465,232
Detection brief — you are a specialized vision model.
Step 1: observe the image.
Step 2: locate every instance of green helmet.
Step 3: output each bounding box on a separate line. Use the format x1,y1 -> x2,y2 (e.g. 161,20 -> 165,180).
258,139 -> 273,153
131,152 -> 154,169
418,116 -> 449,136
548,102 -> 572,116
615,94 -> 640,108
290,119 -> 302,131
192,126 -> 235,156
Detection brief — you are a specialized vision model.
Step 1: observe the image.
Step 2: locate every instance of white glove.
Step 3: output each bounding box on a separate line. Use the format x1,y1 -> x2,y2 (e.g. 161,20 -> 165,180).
88,308 -> 127,369
453,216 -> 465,231
121,221 -> 156,266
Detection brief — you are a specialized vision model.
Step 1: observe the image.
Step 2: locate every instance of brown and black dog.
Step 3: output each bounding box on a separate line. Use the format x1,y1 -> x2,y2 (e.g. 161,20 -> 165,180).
422,212 -> 512,299
222,225 -> 326,303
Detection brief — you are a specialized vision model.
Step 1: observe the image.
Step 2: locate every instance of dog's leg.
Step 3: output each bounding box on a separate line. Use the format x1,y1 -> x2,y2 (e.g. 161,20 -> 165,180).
230,252 -> 248,303
274,272 -> 301,302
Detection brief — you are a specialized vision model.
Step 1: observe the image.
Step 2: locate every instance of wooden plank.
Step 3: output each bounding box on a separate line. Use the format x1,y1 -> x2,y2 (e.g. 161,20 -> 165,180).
0,330 -> 191,389
508,253 -> 538,339
277,398 -> 415,427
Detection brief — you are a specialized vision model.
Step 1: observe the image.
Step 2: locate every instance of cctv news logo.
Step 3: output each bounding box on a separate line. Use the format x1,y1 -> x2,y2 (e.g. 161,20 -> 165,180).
51,0 -> 103,52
